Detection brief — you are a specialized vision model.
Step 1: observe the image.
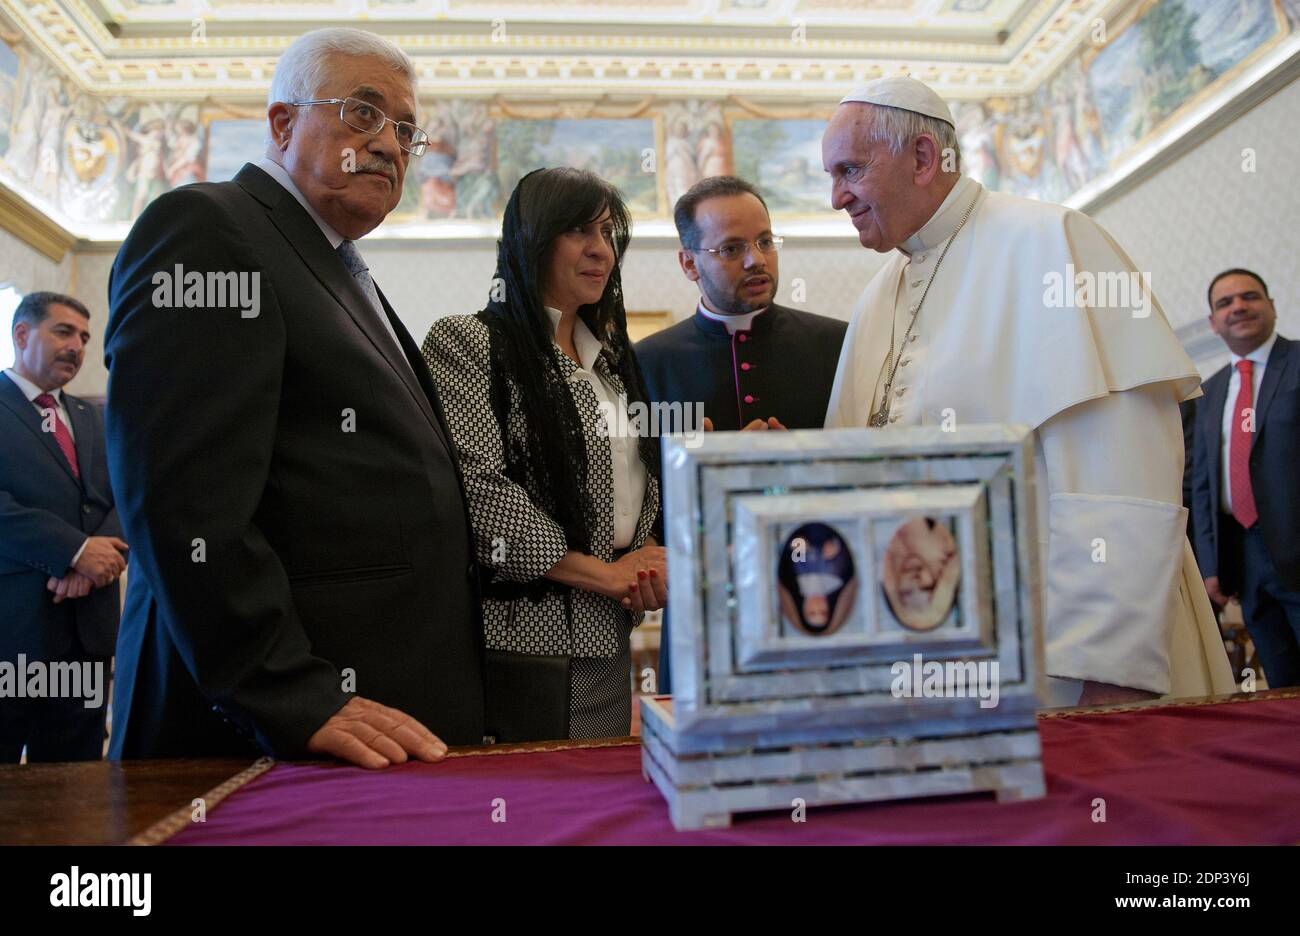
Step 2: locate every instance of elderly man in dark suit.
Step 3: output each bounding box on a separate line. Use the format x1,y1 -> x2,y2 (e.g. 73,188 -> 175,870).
106,27 -> 483,767
1192,268 -> 1300,688
0,292 -> 127,761
635,176 -> 848,693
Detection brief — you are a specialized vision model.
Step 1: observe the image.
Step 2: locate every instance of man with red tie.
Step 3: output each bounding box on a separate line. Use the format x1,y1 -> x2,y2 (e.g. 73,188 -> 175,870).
0,292 -> 127,760
1193,269 -> 1300,688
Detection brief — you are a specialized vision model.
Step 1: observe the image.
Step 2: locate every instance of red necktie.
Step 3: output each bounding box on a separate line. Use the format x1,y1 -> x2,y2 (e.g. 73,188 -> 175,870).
1229,360 -> 1256,528
34,392 -> 80,481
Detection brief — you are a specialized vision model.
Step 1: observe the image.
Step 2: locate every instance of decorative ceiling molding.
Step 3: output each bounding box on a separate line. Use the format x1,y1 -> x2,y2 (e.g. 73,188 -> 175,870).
5,0 -> 1287,253
2,0 -> 1114,100
0,177 -> 77,261
93,0 -> 1034,38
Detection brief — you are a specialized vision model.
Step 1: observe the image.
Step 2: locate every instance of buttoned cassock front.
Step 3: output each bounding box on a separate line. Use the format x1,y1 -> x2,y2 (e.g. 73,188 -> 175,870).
636,304 -> 847,432
826,175 -> 1234,702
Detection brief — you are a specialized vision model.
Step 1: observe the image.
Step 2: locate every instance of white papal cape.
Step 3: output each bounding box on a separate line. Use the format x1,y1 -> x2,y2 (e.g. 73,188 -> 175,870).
826,175 -> 1234,703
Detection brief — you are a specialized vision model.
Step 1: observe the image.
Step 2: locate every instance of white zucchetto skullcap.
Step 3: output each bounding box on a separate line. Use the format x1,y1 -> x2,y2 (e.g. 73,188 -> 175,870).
839,76 -> 955,127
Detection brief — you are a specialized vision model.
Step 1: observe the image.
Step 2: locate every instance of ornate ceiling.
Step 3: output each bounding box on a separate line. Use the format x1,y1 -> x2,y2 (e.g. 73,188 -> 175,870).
3,0 -> 1120,99
3,0 -> 1294,252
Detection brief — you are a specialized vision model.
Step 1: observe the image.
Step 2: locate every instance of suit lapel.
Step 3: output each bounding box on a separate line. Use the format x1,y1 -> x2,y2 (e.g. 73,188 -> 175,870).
1253,336 -> 1293,439
233,164 -> 441,435
375,286 -> 453,457
65,393 -> 95,491
0,373 -> 80,488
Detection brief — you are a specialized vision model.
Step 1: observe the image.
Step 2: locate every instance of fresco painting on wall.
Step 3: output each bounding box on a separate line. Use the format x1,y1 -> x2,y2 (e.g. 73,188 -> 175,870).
0,0 -> 1294,231
1088,0 -> 1279,158
662,101 -> 732,207
413,100 -> 498,220
732,118 -> 831,214
953,0 -> 1288,204
205,119 -> 265,184
496,117 -> 659,216
60,99 -> 126,222
0,47 -> 207,223
0,40 -> 17,158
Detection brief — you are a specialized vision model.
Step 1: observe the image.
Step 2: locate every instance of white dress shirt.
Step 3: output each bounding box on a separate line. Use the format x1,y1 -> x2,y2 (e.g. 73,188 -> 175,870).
5,368 -> 76,443
697,299 -> 768,334
546,307 -> 648,549
5,367 -> 88,565
254,157 -> 407,359
1219,330 -> 1277,513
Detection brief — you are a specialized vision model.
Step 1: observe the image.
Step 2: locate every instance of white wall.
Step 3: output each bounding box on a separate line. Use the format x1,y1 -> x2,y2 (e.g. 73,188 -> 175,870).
0,226 -> 104,395
363,234 -> 881,346
65,249 -> 115,399
0,226 -> 71,299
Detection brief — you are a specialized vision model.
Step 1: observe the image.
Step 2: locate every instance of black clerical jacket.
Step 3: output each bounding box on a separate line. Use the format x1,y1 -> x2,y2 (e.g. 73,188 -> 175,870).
635,304 -> 847,431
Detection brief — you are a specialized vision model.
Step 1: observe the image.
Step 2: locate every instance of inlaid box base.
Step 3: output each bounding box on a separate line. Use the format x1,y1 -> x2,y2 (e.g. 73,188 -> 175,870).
640,696 -> 1045,831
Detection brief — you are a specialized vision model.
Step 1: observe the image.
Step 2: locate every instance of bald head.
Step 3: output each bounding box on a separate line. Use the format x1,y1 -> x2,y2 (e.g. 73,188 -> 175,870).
822,101 -> 960,253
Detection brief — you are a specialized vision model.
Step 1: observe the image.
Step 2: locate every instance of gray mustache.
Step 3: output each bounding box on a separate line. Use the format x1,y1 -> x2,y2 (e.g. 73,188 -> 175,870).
355,158 -> 397,181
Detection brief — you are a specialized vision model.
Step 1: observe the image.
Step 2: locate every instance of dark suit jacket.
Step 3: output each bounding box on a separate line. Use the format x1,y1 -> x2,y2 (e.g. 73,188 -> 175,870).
0,374 -> 121,662
105,163 -> 484,759
635,303 -> 847,693
635,304 -> 848,431
1192,334 -> 1300,594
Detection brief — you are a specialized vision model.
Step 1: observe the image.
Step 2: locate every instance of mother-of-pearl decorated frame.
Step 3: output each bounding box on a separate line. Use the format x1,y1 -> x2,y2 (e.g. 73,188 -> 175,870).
663,424 -> 1047,738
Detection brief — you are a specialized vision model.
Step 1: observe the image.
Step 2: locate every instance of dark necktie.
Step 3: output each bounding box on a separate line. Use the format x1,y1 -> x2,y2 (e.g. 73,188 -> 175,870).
336,239 -> 412,376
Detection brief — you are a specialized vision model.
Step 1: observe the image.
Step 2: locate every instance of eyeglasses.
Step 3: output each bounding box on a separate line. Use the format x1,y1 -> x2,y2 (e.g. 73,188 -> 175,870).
289,97 -> 430,156
690,235 -> 784,262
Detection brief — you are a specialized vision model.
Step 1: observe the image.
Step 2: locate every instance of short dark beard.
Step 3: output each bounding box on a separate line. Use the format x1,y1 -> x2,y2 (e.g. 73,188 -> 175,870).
698,265 -> 776,315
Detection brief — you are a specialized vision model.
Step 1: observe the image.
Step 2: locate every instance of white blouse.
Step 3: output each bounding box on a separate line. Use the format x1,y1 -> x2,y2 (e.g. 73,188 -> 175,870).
546,307 -> 648,549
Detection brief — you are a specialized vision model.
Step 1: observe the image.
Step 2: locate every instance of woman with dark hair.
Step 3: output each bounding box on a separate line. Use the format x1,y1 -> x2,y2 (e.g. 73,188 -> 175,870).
422,167 -> 665,741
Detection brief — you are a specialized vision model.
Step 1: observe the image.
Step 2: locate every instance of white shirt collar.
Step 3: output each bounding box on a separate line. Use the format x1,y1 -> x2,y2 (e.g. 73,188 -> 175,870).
545,307 -> 604,373
697,299 -> 767,334
899,174 -> 978,257
255,157 -> 345,249
1230,329 -> 1278,367
4,368 -> 60,404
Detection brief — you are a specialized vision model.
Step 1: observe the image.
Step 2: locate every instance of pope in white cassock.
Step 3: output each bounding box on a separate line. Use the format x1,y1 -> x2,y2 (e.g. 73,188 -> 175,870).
821,77 -> 1235,707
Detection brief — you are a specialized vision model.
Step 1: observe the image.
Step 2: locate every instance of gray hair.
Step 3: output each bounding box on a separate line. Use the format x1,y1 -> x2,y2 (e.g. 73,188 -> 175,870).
858,103 -> 961,175
268,27 -> 417,106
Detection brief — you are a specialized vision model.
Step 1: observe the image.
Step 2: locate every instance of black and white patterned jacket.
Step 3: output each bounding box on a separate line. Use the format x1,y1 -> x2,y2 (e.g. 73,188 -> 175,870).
422,313 -> 661,658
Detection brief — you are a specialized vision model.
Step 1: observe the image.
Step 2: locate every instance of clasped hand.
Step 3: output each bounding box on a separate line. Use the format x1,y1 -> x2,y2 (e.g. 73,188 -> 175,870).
701,416 -> 787,432
47,535 -> 130,604
607,545 -> 667,613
